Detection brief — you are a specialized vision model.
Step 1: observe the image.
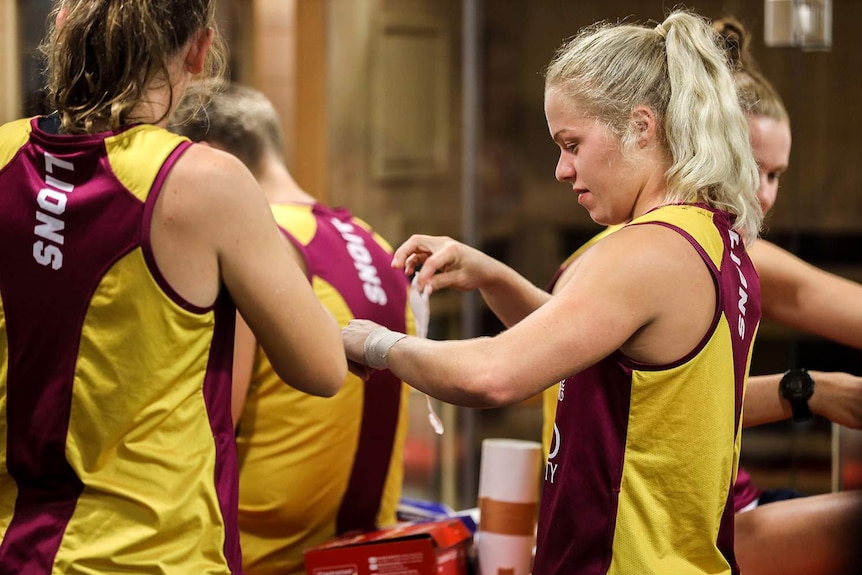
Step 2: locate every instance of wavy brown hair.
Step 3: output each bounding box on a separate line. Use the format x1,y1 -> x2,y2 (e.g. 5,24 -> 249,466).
40,0 -> 227,134
714,17 -> 789,124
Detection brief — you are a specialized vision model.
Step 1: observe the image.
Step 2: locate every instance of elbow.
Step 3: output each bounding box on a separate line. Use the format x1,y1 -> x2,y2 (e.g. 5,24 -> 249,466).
459,369 -> 521,408
272,349 -> 347,398
306,352 -> 348,398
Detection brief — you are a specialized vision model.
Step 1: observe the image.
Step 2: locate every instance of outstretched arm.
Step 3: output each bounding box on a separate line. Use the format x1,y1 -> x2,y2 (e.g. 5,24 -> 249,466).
346,225 -> 715,407
231,238 -> 311,429
744,371 -> 862,428
745,240 -> 862,429
161,145 -> 346,397
752,239 -> 862,348
393,234 -> 551,328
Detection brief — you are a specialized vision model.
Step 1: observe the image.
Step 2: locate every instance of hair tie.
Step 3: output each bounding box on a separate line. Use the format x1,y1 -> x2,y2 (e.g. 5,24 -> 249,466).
655,23 -> 668,38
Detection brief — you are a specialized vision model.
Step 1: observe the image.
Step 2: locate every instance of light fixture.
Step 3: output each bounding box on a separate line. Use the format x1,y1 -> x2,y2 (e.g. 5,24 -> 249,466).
764,0 -> 832,51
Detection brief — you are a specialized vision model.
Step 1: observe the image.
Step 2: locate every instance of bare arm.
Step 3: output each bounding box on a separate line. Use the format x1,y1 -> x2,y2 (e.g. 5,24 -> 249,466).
231,314 -> 256,428
154,145 -> 346,397
735,490 -> 862,575
744,240 -> 862,429
231,237 -> 310,429
744,371 -> 862,429
346,226 -> 714,407
752,239 -> 862,348
395,235 -> 551,328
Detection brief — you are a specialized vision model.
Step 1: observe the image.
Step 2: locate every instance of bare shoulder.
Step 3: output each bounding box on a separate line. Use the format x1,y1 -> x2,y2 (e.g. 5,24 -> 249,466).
150,143 -> 272,307
580,222 -> 703,275
164,143 -> 264,216
558,222 -> 710,313
550,221 -> 715,365
159,143 -> 275,255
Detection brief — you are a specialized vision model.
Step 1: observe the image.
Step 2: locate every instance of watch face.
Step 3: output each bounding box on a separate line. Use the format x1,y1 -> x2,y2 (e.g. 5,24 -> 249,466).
782,371 -> 814,400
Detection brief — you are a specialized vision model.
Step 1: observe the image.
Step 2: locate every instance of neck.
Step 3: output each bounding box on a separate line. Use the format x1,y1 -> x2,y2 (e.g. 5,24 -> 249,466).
127,78 -> 176,128
628,149 -> 671,220
256,155 -> 316,205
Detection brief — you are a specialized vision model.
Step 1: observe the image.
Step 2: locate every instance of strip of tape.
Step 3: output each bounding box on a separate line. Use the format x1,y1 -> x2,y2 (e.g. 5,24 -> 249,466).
478,497 -> 537,536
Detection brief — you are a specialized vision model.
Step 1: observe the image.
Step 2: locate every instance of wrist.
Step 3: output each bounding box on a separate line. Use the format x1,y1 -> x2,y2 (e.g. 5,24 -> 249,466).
779,368 -> 815,423
364,327 -> 408,369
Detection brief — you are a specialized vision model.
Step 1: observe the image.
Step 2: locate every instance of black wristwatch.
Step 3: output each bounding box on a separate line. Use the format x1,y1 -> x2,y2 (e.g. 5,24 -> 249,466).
779,368 -> 815,423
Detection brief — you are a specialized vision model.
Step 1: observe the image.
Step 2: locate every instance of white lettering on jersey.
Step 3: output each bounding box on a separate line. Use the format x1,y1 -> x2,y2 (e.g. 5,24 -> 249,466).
728,230 -> 751,339
545,423 -> 561,483
557,379 -> 566,401
33,153 -> 75,270
330,217 -> 388,305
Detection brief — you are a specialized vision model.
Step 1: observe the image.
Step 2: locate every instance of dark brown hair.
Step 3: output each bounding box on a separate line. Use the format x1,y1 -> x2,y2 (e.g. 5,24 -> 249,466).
714,17 -> 789,124
41,0 -> 227,133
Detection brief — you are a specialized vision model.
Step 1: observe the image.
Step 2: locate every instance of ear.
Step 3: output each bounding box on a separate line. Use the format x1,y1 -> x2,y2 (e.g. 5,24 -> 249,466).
629,105 -> 658,147
185,27 -> 215,75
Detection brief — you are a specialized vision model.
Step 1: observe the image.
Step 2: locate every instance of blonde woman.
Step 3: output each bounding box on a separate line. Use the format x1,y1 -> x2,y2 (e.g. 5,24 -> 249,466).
344,10 -> 761,574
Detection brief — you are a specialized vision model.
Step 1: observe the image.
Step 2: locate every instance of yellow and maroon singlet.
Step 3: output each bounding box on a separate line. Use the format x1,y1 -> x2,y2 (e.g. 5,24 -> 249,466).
235,202 -> 414,575
0,117 -> 240,574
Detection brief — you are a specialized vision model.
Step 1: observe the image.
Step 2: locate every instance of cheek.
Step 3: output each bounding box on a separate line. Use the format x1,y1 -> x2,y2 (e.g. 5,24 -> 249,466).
757,179 -> 778,213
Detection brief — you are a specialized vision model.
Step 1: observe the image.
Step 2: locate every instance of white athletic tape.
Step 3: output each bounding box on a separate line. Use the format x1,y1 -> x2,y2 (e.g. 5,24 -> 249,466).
363,328 -> 408,369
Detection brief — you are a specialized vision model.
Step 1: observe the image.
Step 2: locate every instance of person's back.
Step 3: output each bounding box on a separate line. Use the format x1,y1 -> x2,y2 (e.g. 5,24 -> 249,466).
0,114 -> 242,573
237,204 -> 412,575
0,3 -> 345,574
170,82 -> 414,575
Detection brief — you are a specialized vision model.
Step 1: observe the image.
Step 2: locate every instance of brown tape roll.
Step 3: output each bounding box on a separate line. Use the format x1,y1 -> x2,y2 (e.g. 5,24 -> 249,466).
479,497 -> 537,536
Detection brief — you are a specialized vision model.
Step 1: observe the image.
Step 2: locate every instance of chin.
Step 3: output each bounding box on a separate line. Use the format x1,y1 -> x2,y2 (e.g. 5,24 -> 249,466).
589,213 -> 620,227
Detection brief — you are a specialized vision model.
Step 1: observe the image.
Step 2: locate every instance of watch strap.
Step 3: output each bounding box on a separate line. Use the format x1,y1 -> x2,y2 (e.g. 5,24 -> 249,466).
789,397 -> 813,423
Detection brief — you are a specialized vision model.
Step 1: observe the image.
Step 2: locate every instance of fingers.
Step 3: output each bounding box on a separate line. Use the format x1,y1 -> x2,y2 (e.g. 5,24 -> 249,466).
392,234 -> 458,272
392,235 -> 440,274
347,359 -> 373,381
392,235 -> 474,293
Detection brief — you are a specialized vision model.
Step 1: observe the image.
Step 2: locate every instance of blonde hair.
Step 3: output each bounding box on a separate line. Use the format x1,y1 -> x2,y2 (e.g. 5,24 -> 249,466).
170,80 -> 283,177
544,10 -> 762,244
41,0 -> 227,134
714,17 -> 789,124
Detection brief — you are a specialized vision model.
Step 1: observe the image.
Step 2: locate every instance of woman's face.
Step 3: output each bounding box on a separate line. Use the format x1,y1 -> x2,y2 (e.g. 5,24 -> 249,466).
748,115 -> 791,215
545,89 -> 651,226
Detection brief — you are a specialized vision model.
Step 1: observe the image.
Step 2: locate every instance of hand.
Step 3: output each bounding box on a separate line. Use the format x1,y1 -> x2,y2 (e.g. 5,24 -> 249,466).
341,319 -> 385,367
392,234 -> 497,295
809,371 -> 862,429
347,359 -> 374,382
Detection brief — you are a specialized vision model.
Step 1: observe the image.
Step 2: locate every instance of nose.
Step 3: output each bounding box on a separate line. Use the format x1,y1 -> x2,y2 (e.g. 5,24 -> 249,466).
555,153 -> 574,183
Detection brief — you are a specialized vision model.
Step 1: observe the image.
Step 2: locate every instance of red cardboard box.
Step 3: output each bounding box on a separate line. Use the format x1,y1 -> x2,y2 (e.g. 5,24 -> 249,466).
304,518 -> 473,575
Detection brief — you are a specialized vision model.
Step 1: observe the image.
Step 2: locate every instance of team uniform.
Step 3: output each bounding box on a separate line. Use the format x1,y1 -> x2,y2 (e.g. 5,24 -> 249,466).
235,203 -> 413,575
0,117 -> 241,574
541,225 -> 620,460
534,204 -> 761,575
541,226 -> 768,515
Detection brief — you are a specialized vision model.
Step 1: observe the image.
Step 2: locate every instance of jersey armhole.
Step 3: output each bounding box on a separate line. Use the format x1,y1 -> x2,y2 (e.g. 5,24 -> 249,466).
620,220 -> 722,370
140,141 -> 213,314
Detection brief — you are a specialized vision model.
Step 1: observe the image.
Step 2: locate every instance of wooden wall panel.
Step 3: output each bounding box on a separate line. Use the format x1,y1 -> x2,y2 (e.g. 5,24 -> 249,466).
0,0 -> 20,123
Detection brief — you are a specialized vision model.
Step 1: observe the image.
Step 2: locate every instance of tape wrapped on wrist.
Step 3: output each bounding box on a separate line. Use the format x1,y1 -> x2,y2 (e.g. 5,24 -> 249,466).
364,327 -> 408,369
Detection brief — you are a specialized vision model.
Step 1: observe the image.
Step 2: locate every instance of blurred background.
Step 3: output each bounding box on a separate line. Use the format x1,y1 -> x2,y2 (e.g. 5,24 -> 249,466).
3,0 -> 859,510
